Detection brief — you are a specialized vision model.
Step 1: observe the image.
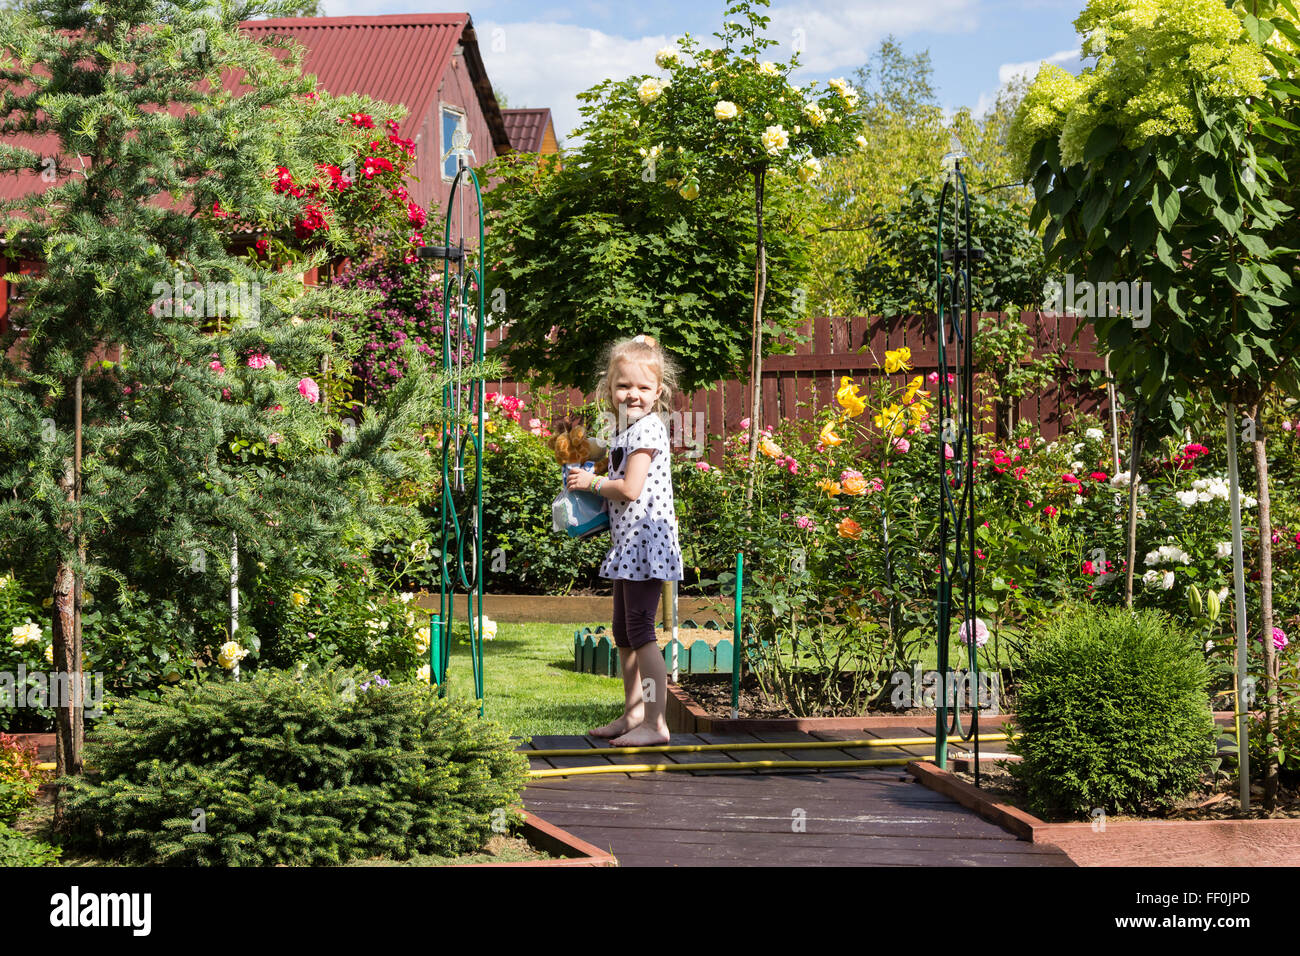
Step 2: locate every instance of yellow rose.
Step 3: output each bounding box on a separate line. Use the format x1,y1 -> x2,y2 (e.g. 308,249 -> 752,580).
836,376 -> 865,417
44,644 -> 54,665
817,479 -> 842,497
759,436 -> 783,459
637,78 -> 667,105
855,133 -> 868,149
679,179 -> 700,201
798,157 -> 822,182
291,591 -> 308,607
819,421 -> 843,446
884,347 -> 912,373
714,100 -> 739,121
761,125 -> 789,156
803,102 -> 826,126
758,61 -> 780,77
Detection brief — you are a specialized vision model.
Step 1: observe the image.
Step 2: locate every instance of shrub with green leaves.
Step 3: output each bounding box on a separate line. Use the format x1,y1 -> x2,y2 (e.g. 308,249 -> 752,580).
59,666 -> 531,866
0,733 -> 43,825
0,821 -> 61,867
1008,606 -> 1217,817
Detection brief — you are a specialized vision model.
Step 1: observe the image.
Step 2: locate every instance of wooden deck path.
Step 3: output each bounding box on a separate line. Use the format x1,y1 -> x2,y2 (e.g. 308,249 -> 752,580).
518,730 -> 1075,867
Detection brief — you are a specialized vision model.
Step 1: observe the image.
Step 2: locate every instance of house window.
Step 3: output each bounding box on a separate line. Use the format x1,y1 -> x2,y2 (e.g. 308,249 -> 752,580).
441,106 -> 467,180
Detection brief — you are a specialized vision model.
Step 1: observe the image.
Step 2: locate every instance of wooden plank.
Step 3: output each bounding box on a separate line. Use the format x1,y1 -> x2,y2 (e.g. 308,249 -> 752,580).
761,373 -> 778,432
813,312 -> 833,412
707,385 -> 724,467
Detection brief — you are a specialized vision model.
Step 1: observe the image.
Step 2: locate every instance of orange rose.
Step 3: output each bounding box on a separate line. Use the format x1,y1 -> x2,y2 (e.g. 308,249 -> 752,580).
840,475 -> 867,496
817,479 -> 841,496
837,517 -> 862,539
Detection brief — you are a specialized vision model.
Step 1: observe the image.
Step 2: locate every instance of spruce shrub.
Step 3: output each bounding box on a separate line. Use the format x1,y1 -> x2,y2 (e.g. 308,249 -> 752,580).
59,666 -> 531,866
1007,606 -> 1217,817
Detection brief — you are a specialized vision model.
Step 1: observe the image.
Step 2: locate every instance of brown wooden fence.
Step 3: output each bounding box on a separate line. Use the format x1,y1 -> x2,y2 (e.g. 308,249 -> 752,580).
483,312 -> 1112,467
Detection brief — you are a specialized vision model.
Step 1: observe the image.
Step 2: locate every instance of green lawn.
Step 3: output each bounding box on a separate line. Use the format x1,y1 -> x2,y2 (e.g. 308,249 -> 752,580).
432,619 -> 1014,741
439,620 -> 625,741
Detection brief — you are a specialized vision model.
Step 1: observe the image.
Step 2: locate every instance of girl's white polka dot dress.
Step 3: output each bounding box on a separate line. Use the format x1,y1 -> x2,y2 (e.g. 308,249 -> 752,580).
598,411 -> 683,582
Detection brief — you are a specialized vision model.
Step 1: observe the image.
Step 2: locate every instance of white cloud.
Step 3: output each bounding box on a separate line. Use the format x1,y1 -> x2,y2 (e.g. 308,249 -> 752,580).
480,21 -> 676,149
998,47 -> 1081,87
768,0 -> 980,75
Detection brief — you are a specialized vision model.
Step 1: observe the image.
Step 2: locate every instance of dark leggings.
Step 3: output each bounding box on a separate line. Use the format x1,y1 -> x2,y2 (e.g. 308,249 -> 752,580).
612,578 -> 663,649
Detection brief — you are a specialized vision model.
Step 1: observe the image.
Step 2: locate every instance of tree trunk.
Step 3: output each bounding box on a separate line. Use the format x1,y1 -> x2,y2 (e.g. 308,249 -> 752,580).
51,473 -> 83,827
1250,400 -> 1278,811
1122,406 -> 1144,609
744,166 -> 768,506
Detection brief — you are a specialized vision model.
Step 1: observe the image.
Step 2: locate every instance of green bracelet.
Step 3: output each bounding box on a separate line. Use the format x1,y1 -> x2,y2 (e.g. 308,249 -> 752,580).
592,476 -> 603,494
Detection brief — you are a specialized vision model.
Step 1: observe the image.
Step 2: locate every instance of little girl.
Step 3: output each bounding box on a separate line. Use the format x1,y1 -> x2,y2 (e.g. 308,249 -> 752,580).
565,334 -> 682,747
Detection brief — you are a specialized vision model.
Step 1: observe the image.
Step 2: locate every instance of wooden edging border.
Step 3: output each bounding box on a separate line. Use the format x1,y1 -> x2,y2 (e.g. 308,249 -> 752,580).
665,681 -> 1016,733
906,759 -> 1300,867
458,812 -> 617,868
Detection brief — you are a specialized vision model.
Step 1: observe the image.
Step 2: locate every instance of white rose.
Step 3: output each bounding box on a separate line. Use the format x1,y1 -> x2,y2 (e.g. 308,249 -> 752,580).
217,641 -> 247,669
417,664 -> 431,683
1161,570 -> 1176,590
1072,495 -> 1084,506
1085,428 -> 1104,440
1070,461 -> 1085,473
758,61 -> 779,77
638,78 -> 666,105
1142,569 -> 1160,586
714,100 -> 739,121
654,46 -> 679,69
828,77 -> 847,93
803,102 -> 826,126
1144,550 -> 1161,566
1216,541 -> 1233,559
1175,490 -> 1199,507
798,156 -> 822,182
761,125 -> 789,156
10,622 -> 42,647
855,133 -> 868,149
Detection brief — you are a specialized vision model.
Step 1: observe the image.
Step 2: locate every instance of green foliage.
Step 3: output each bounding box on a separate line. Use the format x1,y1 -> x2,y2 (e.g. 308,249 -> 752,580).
59,665 -> 531,866
479,413 -> 608,594
481,125 -> 812,395
1009,0 -> 1300,427
854,180 -> 1051,317
1008,605 -> 1217,817
0,820 -> 61,866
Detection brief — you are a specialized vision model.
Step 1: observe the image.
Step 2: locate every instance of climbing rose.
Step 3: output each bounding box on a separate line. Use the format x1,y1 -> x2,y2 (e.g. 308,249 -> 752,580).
298,378 -> 320,404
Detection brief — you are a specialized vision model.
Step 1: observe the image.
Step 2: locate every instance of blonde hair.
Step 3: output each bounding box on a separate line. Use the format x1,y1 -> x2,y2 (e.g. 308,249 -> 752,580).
596,334 -> 679,424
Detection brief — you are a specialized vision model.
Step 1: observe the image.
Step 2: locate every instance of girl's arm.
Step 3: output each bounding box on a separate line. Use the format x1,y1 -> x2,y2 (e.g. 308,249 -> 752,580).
566,448 -> 654,502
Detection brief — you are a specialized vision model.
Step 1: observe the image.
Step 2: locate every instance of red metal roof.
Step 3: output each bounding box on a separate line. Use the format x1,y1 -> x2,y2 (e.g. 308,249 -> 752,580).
501,108 -> 553,153
239,13 -> 467,138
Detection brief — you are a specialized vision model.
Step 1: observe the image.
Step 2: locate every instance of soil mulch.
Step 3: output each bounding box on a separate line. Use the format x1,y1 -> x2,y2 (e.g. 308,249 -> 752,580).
952,762 -> 1300,823
678,670 -> 1009,721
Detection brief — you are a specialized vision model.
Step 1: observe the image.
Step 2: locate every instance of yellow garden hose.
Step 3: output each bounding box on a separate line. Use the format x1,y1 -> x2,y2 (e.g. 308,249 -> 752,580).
522,732 -> 1012,759
529,755 -> 940,779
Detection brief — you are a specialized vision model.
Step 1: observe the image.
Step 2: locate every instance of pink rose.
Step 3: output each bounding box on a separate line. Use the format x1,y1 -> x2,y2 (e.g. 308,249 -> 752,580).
892,437 -> 910,454
944,444 -> 954,460
247,353 -> 271,369
298,377 -> 320,404
1043,505 -> 1058,517
795,515 -> 813,529
958,618 -> 989,647
739,417 -> 750,430
209,360 -> 225,374
695,461 -> 712,471
268,432 -> 283,445
927,372 -> 939,385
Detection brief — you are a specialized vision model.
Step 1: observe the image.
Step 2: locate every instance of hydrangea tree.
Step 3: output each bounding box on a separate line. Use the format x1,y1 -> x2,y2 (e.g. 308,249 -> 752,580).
1007,0 -> 1300,809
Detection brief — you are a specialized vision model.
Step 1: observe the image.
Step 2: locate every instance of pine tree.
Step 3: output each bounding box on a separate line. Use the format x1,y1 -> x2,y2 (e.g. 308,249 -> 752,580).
0,0 -> 493,797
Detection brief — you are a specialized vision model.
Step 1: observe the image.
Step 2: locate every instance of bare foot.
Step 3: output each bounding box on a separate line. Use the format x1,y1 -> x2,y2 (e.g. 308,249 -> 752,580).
589,716 -> 636,738
610,723 -> 671,747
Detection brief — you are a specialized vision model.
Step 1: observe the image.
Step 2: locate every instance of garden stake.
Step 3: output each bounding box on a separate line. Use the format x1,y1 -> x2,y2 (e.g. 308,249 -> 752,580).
933,134 -> 983,782
732,551 -> 743,719
422,141 -> 487,716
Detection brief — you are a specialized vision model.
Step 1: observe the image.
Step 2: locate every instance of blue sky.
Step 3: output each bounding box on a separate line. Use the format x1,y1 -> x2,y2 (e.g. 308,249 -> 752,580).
321,0 -> 1089,148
